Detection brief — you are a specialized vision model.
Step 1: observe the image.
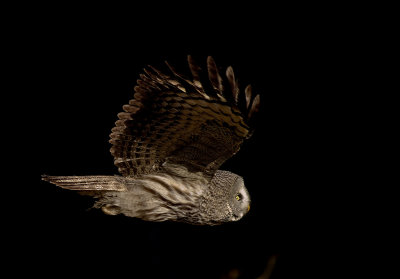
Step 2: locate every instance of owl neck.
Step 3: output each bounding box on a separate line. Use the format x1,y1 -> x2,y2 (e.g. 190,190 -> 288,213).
197,171 -> 237,224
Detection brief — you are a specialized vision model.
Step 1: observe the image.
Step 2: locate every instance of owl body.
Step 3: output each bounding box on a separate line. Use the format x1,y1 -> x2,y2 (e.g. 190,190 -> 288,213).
42,56 -> 259,225
94,163 -> 250,225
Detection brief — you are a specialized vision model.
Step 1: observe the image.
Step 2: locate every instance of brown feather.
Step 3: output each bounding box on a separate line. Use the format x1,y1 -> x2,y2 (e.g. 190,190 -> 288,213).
109,57 -> 257,178
187,55 -> 208,98
206,56 -> 225,101
226,66 -> 239,104
245,85 -> 252,110
248,94 -> 260,120
41,175 -> 127,191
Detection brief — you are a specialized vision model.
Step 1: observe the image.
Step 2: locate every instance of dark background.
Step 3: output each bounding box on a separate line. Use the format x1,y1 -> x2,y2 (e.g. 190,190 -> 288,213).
15,7 -> 358,278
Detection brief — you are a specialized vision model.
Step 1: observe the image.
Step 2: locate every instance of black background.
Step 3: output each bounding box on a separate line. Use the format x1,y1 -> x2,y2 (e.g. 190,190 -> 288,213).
16,6 -> 358,278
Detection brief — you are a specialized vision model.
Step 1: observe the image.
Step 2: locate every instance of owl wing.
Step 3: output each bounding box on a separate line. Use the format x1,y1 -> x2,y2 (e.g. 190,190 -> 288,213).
110,56 -> 260,179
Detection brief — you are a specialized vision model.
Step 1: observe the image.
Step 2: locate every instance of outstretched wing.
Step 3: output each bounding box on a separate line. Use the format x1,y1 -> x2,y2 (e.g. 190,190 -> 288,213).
110,56 -> 260,178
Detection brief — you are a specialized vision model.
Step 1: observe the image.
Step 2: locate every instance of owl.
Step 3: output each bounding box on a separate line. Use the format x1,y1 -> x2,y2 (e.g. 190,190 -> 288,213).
42,56 -> 260,225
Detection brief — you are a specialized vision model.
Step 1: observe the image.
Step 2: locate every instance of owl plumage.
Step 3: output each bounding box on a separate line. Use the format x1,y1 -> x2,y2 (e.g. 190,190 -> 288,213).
42,56 -> 259,225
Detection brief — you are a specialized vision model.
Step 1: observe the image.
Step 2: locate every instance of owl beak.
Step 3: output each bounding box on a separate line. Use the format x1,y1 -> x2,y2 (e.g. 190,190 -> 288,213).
247,204 -> 250,212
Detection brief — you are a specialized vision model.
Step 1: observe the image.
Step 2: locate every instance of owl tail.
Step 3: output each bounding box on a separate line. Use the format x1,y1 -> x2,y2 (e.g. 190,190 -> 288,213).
41,175 -> 127,191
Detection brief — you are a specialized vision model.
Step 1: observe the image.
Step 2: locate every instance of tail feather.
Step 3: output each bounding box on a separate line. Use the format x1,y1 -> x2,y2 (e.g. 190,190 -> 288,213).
41,175 -> 127,191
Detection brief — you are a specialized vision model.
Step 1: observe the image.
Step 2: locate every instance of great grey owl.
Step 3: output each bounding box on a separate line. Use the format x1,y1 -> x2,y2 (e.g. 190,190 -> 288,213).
42,56 -> 260,225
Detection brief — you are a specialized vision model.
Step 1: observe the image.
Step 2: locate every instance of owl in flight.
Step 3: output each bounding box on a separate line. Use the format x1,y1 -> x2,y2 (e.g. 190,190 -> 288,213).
42,56 -> 260,225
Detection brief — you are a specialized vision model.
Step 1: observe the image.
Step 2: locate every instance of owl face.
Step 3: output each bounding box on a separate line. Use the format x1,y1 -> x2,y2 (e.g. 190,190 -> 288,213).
228,176 -> 251,221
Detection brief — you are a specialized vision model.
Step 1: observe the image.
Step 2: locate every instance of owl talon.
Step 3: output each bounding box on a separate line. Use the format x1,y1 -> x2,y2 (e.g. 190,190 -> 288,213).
102,205 -> 121,215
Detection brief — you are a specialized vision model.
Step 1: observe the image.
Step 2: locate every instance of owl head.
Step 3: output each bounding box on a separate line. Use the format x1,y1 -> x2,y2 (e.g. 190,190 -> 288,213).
228,176 -> 251,221
205,170 -> 251,223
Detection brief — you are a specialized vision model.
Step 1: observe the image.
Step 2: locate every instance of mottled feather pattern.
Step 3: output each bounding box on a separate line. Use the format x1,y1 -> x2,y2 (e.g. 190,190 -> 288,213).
95,164 -> 208,222
42,175 -> 127,191
110,55 -> 259,177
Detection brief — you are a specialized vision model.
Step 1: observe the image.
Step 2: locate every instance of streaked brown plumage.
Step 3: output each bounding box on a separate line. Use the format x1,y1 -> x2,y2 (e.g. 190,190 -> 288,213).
42,56 -> 260,225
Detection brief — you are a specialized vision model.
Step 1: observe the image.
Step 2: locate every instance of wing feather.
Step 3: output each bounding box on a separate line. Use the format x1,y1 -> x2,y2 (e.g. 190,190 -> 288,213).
207,56 -> 226,101
226,66 -> 239,105
245,85 -> 252,109
110,56 -> 259,178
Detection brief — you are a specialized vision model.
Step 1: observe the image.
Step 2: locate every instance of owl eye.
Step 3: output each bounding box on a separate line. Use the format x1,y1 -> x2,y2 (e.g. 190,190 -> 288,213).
235,194 -> 242,201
